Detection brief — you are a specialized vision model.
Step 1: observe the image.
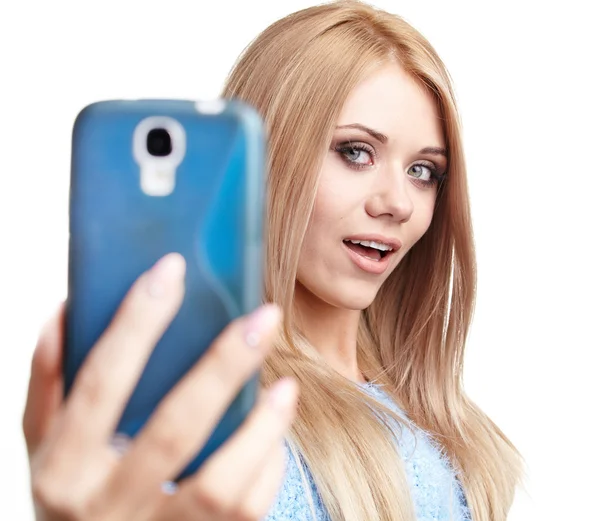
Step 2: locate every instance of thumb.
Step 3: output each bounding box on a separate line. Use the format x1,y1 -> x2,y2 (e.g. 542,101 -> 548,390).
22,303 -> 65,456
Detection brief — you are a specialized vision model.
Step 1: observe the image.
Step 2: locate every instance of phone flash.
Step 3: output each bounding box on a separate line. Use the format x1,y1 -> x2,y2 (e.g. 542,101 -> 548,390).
140,165 -> 176,196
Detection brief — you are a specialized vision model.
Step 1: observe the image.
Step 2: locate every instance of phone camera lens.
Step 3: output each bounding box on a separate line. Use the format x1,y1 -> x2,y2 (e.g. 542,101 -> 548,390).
146,128 -> 172,157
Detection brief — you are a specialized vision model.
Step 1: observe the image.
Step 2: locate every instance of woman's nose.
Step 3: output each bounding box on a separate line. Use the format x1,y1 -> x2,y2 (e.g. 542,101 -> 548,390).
364,165 -> 414,223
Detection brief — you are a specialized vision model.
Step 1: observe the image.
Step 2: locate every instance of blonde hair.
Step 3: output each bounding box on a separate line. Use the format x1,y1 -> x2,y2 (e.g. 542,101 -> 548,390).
223,1 -> 523,520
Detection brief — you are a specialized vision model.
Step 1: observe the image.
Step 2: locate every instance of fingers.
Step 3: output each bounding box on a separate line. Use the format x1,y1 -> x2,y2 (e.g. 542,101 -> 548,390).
161,445 -> 288,521
192,378 -> 297,499
103,305 -> 282,516
237,441 -> 288,520
25,255 -> 186,521
156,379 -> 297,521
22,303 -> 65,455
62,253 -> 186,447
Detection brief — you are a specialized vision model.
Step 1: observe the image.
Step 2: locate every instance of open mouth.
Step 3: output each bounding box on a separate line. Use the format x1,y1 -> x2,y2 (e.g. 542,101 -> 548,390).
342,239 -> 396,261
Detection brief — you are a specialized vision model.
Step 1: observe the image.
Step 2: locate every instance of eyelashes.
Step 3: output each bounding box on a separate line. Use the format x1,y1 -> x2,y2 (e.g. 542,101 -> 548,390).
332,140 -> 446,187
335,141 -> 376,168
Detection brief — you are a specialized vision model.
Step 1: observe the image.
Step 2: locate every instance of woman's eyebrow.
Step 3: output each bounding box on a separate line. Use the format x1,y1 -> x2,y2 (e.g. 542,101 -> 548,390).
420,146 -> 447,158
335,124 -> 448,158
336,123 -> 388,144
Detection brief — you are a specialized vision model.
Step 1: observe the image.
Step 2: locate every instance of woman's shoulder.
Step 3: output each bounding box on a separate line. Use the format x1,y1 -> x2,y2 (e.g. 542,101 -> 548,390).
364,383 -> 471,521
264,384 -> 471,521
264,442 -> 329,521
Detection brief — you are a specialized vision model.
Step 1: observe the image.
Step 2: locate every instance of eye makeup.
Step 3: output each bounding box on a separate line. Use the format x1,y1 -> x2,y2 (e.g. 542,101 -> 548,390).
334,140 -> 377,170
330,138 -> 447,187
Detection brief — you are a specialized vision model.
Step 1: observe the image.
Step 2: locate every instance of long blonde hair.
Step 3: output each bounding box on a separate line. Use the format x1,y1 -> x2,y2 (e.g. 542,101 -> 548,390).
223,1 -> 522,520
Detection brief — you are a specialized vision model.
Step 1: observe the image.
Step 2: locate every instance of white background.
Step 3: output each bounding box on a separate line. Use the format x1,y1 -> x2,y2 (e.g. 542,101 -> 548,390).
1,0 -> 598,519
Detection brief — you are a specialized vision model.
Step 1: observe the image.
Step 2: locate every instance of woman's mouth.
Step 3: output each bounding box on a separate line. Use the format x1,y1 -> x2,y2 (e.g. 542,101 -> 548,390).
343,239 -> 392,261
342,236 -> 401,275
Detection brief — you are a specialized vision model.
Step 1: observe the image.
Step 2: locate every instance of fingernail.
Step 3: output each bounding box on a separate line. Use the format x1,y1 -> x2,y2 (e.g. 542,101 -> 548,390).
244,304 -> 281,347
38,301 -> 64,342
146,253 -> 186,298
161,481 -> 178,495
109,433 -> 132,457
268,377 -> 297,412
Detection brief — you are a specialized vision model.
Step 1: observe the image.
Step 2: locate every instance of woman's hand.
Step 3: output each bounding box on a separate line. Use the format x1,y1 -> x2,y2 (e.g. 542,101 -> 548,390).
23,253 -> 297,521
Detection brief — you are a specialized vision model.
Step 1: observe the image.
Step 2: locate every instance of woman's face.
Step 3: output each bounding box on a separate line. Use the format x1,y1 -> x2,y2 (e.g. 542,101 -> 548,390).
297,63 -> 447,310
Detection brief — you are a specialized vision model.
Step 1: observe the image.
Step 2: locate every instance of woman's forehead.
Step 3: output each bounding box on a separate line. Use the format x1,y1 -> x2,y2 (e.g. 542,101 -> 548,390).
336,63 -> 445,151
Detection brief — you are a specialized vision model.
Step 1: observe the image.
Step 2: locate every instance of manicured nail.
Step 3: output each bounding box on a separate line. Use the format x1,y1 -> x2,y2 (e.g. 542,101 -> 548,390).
38,301 -> 64,344
268,377 -> 297,412
161,481 -> 179,495
109,433 -> 132,457
244,304 -> 281,347
146,253 -> 186,298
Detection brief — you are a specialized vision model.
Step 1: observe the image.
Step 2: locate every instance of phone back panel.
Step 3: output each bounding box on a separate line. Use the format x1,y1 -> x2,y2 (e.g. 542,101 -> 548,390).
65,99 -> 265,479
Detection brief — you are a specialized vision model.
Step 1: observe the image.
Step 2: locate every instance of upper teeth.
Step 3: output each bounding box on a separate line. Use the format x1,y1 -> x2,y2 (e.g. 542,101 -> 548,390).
348,239 -> 393,251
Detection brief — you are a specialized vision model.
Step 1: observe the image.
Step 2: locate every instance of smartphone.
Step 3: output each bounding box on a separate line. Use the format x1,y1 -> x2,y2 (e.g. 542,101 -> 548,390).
64,99 -> 265,480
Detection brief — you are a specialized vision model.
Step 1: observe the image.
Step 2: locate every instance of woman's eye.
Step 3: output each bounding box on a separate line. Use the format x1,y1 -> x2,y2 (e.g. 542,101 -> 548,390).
408,164 -> 432,181
338,144 -> 374,166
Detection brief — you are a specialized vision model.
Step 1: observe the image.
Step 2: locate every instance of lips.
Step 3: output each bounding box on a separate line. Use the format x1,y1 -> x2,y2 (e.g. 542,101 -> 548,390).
342,234 -> 401,275
344,241 -> 385,260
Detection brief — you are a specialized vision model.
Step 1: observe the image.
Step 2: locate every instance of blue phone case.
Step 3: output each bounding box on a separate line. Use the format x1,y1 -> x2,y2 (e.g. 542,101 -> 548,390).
64,99 -> 265,480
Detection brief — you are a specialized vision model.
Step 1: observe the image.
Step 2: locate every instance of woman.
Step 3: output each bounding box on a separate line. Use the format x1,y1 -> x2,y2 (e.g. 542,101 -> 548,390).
22,1 -> 522,520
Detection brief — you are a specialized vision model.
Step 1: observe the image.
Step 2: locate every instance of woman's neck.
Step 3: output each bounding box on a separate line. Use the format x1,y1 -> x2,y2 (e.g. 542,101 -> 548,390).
294,282 -> 366,384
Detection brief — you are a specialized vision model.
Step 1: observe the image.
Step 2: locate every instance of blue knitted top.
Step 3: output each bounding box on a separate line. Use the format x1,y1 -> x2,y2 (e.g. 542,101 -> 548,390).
265,382 -> 471,521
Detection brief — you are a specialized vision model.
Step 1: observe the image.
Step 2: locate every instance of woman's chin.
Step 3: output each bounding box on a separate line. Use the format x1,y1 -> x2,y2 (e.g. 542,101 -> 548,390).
296,278 -> 381,311
340,296 -> 377,311
328,285 -> 379,311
